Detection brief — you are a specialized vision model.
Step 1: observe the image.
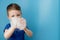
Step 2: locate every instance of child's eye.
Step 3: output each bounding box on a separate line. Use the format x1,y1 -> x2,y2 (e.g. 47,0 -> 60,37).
17,14 -> 20,16
12,15 -> 14,17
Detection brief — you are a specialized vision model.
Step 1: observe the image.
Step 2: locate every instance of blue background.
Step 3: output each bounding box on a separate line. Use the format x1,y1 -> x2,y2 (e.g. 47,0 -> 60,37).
0,0 -> 59,40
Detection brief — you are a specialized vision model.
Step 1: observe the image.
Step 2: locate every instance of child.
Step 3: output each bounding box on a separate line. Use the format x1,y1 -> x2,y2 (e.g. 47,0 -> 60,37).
4,3 -> 32,40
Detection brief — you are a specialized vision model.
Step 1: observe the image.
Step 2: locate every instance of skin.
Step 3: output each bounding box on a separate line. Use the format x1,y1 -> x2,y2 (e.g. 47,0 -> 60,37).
4,10 -> 33,39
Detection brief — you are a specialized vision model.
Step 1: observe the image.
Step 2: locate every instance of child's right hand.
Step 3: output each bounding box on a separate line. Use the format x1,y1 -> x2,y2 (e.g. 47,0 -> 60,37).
16,17 -> 26,30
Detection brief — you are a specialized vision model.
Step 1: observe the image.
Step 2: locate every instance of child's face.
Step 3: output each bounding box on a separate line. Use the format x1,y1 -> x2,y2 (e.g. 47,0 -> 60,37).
8,10 -> 21,20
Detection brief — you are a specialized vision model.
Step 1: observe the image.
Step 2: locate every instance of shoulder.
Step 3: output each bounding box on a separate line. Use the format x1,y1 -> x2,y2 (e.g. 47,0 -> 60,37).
5,23 -> 11,29
3,23 -> 11,32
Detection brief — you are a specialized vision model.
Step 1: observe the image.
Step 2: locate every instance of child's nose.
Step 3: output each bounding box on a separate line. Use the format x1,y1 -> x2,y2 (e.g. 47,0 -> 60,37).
15,15 -> 18,18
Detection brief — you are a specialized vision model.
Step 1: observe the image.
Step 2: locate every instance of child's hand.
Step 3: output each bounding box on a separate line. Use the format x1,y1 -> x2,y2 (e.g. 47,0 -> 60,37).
10,17 -> 18,28
17,17 -> 26,30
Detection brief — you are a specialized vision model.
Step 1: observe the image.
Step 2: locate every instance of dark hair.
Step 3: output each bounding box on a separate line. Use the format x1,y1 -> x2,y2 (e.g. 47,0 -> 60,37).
7,3 -> 22,16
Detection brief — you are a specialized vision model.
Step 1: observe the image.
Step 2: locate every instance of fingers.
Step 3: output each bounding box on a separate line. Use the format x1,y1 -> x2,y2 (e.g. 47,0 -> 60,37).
20,18 -> 26,24
20,18 -> 26,27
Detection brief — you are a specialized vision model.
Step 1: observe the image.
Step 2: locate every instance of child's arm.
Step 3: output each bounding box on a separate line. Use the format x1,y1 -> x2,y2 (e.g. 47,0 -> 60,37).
17,18 -> 33,37
4,26 -> 16,39
24,27 -> 33,37
20,18 -> 33,37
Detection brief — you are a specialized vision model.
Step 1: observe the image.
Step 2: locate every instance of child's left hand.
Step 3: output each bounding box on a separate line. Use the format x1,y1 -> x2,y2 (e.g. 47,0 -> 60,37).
17,17 -> 26,30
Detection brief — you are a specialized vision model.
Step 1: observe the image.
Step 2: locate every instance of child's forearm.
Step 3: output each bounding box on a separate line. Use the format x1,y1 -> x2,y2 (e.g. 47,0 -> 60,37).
4,26 -> 16,39
24,28 -> 33,37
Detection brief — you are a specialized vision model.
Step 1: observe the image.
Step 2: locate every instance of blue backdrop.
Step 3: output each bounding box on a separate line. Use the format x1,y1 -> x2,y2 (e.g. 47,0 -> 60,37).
0,0 -> 59,40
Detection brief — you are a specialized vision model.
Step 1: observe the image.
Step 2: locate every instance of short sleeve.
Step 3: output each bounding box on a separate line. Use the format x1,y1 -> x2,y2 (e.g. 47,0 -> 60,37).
3,23 -> 11,32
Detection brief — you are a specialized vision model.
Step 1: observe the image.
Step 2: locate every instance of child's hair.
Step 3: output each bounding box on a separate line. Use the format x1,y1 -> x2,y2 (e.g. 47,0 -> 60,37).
7,3 -> 22,16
